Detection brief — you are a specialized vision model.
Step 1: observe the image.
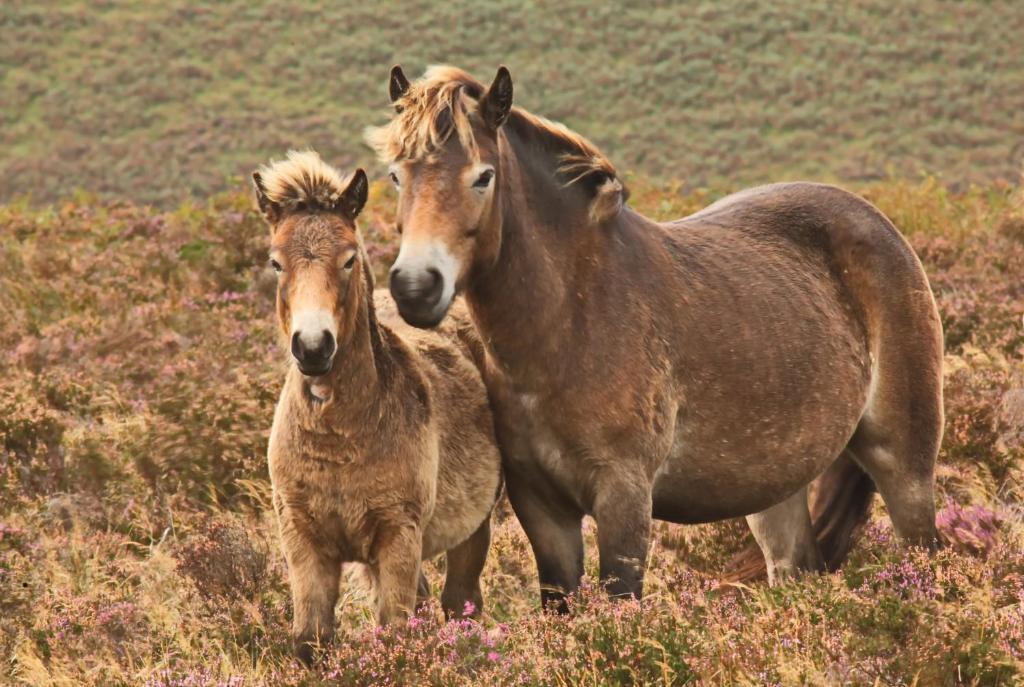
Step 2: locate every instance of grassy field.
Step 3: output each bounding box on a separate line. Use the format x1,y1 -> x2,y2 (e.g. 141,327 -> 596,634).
1,176 -> 1023,685
3,0 -> 1024,206
4,1 -> 1024,684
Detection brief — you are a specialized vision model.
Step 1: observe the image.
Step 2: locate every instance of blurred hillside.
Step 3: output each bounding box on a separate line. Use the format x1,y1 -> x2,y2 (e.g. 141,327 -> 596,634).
3,0 -> 1024,206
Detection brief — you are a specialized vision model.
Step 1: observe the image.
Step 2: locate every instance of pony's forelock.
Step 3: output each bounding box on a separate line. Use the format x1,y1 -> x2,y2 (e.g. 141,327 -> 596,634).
364,66 -> 482,164
364,65 -> 626,217
256,150 -> 352,212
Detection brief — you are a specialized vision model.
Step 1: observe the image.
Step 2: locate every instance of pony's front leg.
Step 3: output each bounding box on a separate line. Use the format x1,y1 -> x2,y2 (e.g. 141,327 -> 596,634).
279,526 -> 341,665
372,523 -> 422,625
506,467 -> 584,613
592,471 -> 653,599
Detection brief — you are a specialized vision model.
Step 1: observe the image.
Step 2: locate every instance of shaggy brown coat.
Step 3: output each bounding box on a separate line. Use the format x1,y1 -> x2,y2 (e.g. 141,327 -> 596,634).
255,151 -> 501,662
371,66 -> 943,606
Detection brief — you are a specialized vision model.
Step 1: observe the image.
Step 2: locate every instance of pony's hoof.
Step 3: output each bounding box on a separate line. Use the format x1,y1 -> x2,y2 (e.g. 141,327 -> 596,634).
293,638 -> 317,667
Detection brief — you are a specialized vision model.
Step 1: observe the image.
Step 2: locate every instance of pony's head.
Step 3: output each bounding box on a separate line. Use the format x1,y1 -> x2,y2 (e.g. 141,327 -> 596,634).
365,66 -> 506,327
366,64 -> 624,328
252,151 -> 370,377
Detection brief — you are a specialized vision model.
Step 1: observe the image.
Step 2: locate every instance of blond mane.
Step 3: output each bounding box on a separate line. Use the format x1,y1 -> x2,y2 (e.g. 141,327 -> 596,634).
365,66 -> 483,163
255,150 -> 350,212
364,65 -> 621,190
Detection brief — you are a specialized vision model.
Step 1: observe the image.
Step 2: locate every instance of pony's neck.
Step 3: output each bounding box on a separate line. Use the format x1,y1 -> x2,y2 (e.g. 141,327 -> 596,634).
466,119 -> 599,380
304,270 -> 392,420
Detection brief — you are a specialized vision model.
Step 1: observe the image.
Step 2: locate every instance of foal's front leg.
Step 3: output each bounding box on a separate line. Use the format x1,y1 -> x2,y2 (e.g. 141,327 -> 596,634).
279,526 -> 341,664
592,472 -> 653,599
372,522 -> 423,625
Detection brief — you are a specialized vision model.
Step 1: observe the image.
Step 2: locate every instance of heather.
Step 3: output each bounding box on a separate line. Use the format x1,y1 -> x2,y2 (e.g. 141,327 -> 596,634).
2,177 -> 1023,685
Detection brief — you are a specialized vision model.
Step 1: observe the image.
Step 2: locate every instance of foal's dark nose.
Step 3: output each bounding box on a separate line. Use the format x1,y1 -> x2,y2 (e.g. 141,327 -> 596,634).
389,266 -> 444,321
291,330 -> 336,376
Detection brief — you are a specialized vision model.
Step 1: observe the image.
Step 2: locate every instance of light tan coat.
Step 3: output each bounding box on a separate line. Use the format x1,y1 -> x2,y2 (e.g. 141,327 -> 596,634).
254,151 -> 501,663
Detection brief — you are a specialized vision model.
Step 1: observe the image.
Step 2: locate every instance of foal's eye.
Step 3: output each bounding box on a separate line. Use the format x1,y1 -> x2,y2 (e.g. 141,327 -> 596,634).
343,254 -> 356,271
269,258 -> 283,273
473,169 -> 494,189
389,172 -> 400,187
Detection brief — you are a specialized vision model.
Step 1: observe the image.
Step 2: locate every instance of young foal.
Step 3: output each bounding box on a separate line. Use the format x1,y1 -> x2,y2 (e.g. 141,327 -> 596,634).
368,66 -> 944,606
255,151 -> 501,662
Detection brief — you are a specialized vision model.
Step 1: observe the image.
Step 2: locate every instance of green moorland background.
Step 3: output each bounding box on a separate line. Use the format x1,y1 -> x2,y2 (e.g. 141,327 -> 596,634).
3,1 -> 1024,686
3,0 -> 1024,205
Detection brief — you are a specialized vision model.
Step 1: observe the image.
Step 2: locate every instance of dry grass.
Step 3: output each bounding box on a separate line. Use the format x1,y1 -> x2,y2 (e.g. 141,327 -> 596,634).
1,177 -> 1023,685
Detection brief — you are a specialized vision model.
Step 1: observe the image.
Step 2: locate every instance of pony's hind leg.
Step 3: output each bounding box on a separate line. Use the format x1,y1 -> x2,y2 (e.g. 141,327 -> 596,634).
744,485 -> 825,585
846,350 -> 941,547
441,518 -> 491,619
847,418 -> 939,547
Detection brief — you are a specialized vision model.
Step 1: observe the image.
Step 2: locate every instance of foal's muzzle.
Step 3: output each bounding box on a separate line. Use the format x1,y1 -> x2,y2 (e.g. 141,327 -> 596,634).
389,266 -> 447,328
291,330 -> 336,376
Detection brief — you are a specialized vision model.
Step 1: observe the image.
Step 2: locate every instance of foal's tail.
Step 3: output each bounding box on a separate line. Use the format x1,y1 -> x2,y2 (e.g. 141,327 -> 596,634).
724,452 -> 875,582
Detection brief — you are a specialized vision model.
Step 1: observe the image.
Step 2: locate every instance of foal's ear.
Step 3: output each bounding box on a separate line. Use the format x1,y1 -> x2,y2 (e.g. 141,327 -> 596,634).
252,172 -> 281,225
337,168 -> 368,219
479,65 -> 513,130
389,65 -> 411,110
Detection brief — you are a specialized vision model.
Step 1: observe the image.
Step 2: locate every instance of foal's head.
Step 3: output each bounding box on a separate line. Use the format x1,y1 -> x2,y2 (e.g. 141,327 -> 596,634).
366,65 -> 624,328
252,151 -> 369,377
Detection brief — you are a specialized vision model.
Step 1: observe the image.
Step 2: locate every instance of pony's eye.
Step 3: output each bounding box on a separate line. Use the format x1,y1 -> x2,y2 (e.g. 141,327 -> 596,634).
269,258 -> 283,273
343,253 -> 356,270
473,169 -> 494,189
389,172 -> 400,187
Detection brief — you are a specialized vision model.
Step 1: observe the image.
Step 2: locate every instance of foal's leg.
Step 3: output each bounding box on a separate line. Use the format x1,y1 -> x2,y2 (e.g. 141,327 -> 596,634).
372,523 -> 422,625
441,518 -> 491,619
592,474 -> 653,599
280,532 -> 341,664
415,572 -> 432,614
506,470 -> 584,612
745,485 -> 824,585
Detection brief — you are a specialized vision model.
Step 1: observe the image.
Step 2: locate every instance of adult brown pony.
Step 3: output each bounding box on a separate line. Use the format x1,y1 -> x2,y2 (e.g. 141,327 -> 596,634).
255,151 -> 501,662
367,66 -> 943,607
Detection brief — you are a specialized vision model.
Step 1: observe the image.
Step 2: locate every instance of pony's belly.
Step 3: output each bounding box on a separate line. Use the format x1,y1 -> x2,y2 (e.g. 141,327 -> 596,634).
651,464 -> 809,523
651,418 -> 856,523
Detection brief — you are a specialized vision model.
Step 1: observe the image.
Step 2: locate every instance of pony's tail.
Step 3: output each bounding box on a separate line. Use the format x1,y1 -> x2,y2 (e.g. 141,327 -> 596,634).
723,451 -> 876,582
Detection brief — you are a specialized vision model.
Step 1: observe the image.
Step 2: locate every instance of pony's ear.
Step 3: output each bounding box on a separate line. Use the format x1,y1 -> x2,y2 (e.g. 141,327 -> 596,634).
252,172 -> 281,225
337,168 -> 368,219
479,65 -> 513,130
389,65 -> 411,110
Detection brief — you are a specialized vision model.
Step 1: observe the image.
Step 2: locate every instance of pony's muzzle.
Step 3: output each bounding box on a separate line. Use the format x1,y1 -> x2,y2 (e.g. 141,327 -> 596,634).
291,329 -> 336,376
389,266 -> 446,328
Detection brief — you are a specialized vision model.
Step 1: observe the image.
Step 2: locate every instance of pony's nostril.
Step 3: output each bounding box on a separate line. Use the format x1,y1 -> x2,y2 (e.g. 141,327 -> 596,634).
291,331 -> 304,361
424,268 -> 443,302
319,330 -> 336,358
